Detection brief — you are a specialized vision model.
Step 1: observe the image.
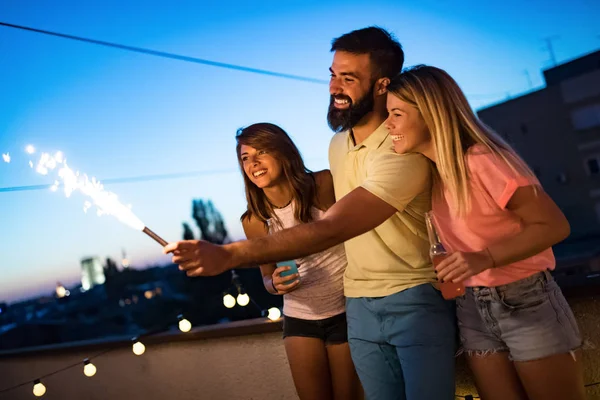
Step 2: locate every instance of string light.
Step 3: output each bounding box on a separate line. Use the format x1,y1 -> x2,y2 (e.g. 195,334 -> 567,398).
223,293 -> 236,308
132,341 -> 145,356
32,380 -> 46,397
56,283 -> 67,298
230,270 -> 250,307
0,285 -> 286,400
0,283 -> 278,397
1,295 -> 597,399
178,315 -> 192,333
266,307 -> 281,321
83,359 -> 97,377
236,292 -> 250,307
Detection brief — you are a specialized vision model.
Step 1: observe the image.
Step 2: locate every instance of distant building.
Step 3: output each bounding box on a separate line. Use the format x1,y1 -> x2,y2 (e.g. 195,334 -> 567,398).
477,49 -> 600,239
81,257 -> 106,291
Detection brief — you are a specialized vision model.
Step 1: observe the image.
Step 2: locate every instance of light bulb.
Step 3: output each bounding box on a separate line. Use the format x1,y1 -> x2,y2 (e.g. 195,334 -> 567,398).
267,307 -> 281,321
178,318 -> 192,333
132,341 -> 145,355
32,380 -> 46,397
223,294 -> 236,308
56,285 -> 66,298
83,361 -> 96,377
236,293 -> 250,307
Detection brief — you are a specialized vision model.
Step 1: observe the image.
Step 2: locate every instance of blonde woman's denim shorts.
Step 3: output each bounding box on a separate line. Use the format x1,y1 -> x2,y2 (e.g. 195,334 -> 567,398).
456,270 -> 582,362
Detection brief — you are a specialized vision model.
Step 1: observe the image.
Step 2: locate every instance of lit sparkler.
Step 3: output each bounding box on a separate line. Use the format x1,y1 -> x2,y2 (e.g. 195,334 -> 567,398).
32,149 -> 168,247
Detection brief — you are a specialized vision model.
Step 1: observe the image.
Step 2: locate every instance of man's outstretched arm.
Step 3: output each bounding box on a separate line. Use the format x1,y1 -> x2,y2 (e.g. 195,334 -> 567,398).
164,187 -> 397,276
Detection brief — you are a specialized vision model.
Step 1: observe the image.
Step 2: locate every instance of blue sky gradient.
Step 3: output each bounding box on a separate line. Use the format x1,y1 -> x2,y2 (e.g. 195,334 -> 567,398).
1,0 -> 599,302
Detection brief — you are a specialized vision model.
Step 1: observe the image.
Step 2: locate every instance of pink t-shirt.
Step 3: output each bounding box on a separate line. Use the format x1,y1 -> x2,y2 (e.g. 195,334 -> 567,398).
432,144 -> 555,287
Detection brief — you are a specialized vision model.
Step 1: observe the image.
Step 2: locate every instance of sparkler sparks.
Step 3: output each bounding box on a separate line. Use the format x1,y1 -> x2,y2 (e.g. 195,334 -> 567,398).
1,145 -> 168,246
34,150 -> 145,231
28,148 -> 168,246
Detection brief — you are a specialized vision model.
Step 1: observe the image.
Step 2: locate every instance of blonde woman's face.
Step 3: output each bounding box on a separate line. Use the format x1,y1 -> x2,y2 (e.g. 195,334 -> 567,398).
385,94 -> 431,155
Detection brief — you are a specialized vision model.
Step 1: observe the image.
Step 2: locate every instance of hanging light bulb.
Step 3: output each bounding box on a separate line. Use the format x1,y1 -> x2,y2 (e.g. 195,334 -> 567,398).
55,283 -> 67,298
267,307 -> 282,321
178,315 -> 192,333
223,294 -> 236,308
32,379 -> 46,397
83,359 -> 97,377
236,292 -> 250,307
132,341 -> 146,356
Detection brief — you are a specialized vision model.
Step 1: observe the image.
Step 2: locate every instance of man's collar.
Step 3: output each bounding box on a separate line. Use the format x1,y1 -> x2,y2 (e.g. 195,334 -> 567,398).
345,122 -> 389,151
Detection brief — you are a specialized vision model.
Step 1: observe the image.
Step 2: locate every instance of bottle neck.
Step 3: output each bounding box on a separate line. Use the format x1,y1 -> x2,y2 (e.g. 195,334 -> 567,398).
425,211 -> 447,255
425,211 -> 440,245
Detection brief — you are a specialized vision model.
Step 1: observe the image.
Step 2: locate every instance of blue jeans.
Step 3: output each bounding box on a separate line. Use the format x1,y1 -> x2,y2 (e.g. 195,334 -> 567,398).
346,283 -> 457,400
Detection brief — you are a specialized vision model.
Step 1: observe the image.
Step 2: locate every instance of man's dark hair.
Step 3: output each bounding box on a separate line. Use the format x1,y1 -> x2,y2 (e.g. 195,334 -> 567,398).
331,26 -> 404,79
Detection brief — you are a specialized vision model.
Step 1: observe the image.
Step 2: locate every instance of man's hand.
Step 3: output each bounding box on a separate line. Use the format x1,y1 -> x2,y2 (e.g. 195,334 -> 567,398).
435,249 -> 494,283
163,240 -> 234,277
164,187 -> 398,277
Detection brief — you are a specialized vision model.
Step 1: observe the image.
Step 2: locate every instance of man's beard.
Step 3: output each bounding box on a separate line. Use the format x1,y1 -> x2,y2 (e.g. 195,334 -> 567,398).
327,84 -> 375,133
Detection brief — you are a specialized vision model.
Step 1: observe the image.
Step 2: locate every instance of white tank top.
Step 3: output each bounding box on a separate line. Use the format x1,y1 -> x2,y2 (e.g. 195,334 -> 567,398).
268,203 -> 347,320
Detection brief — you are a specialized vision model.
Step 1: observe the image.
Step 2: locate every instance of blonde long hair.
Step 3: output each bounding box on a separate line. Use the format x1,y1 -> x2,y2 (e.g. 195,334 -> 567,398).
387,65 -> 536,215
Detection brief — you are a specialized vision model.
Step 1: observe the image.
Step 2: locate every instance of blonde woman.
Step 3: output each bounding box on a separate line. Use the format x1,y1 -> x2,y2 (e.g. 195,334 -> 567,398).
384,65 -> 585,400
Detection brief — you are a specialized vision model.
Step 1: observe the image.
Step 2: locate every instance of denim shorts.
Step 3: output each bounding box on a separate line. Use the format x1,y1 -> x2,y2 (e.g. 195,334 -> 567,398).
456,270 -> 582,362
282,313 -> 348,344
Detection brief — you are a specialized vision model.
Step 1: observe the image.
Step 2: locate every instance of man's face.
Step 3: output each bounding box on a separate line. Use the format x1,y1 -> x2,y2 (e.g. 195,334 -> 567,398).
327,51 -> 377,133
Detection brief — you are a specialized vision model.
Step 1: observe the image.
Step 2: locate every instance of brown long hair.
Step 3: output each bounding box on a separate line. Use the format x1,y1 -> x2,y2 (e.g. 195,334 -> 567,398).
236,123 -> 318,228
388,65 -> 536,215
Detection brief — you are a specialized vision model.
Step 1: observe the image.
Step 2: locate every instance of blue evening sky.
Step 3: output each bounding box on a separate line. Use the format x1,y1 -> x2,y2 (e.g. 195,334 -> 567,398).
1,0 -> 599,302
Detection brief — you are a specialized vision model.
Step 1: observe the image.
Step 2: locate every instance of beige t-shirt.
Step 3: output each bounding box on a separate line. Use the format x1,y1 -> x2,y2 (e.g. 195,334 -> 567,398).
328,123 -> 436,298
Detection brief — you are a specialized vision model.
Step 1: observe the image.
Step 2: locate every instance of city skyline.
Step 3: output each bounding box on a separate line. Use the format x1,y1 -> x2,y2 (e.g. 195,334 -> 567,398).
1,0 -> 600,302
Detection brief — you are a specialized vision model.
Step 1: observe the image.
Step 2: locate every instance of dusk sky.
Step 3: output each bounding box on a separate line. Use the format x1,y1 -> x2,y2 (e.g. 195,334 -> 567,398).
1,0 -> 599,302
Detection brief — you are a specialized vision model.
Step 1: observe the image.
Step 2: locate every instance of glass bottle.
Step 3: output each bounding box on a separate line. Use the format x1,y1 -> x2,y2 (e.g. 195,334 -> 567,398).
425,211 -> 465,300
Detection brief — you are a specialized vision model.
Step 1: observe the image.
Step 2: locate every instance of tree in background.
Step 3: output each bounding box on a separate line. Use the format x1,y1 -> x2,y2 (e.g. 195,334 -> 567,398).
103,257 -> 119,280
175,199 -> 281,324
182,222 -> 195,240
182,199 -> 230,244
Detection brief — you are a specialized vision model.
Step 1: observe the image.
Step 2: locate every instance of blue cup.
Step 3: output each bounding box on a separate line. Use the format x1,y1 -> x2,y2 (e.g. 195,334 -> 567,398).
276,260 -> 299,283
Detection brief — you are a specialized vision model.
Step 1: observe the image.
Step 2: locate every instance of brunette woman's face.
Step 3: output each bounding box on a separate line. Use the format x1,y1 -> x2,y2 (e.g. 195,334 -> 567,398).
240,144 -> 285,189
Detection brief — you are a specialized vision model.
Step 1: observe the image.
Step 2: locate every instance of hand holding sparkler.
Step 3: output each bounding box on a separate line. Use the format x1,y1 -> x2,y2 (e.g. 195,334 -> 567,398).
163,240 -> 234,276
